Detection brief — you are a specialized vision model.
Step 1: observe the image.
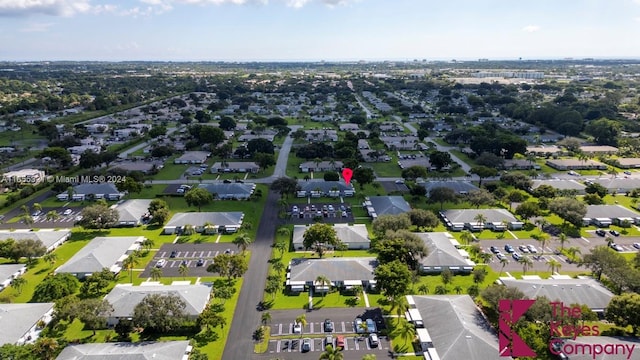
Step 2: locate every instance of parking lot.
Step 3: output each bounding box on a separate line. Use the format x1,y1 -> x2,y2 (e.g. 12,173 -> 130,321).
3,206 -> 84,228
262,308 -> 389,359
141,243 -> 238,277
287,203 -> 355,224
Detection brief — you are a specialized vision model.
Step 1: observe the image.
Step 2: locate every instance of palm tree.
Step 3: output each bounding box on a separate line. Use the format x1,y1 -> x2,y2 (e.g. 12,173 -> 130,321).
150,266 -> 163,281
277,227 -> 291,237
536,233 -> 550,254
233,232 -> 252,254
393,318 -> 416,346
473,213 -> 487,228
520,256 -> 533,275
34,337 -> 59,360
203,222 -> 216,235
498,257 -> 509,277
459,230 -> 474,245
547,258 -> 562,274
295,314 -> 307,338
605,236 -> 614,247
418,284 -> 429,294
122,254 -> 139,283
273,261 -> 286,275
32,202 -> 42,213
22,215 -> 34,226
179,263 -> 189,279
454,285 -> 463,294
182,224 -> 195,235
11,277 -> 27,295
274,241 -> 288,258
434,285 -> 447,294
319,344 -> 344,360
45,210 -> 60,222
566,246 -> 582,263
315,275 -> 331,297
261,311 -> 272,325
558,233 -> 568,250
43,252 -> 57,267
390,296 -> 409,316
20,205 -> 29,215
479,252 -> 493,264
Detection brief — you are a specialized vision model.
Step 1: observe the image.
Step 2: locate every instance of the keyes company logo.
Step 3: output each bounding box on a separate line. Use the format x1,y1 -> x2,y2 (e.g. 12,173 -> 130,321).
499,299 -> 637,359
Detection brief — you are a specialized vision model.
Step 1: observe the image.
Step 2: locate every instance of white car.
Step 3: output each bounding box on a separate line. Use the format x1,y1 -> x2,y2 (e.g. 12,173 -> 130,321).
293,322 -> 302,334
62,209 -> 72,216
155,259 -> 167,268
527,245 -> 538,253
395,179 -> 405,184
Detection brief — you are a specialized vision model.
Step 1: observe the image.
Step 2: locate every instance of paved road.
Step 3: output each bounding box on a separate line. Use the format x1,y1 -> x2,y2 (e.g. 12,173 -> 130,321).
222,189 -> 281,360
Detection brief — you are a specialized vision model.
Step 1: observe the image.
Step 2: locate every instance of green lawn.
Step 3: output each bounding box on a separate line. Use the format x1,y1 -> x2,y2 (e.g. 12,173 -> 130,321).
152,156 -> 190,180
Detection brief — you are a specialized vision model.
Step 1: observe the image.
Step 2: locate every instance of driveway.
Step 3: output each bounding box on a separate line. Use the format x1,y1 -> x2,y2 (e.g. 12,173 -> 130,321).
140,243 -> 240,278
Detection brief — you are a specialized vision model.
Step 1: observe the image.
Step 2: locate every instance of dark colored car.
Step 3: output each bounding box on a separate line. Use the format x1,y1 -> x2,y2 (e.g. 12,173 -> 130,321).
170,250 -> 178,258
609,230 -> 620,237
196,258 -> 205,266
504,244 -> 515,253
301,338 -> 311,352
490,246 -> 499,254
595,229 -> 606,236
324,319 -> 333,332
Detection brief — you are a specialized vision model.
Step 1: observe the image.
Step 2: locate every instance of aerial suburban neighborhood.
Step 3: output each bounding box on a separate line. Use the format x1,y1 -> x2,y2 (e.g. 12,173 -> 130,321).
2,59 -> 640,360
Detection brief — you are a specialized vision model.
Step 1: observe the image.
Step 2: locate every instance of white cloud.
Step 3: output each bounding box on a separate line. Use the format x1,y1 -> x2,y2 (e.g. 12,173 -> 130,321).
0,0 -> 92,17
522,25 -> 540,33
19,21 -> 55,32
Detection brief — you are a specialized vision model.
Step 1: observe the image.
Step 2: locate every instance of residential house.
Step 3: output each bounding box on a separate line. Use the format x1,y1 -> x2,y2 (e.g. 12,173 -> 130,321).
287,257 -> 378,293
197,183 -> 256,200
405,295 -> 501,360
163,212 -> 244,234
416,232 -> 475,273
423,181 -> 479,195
579,145 -> 618,155
56,183 -> 124,201
68,145 -> 102,155
56,341 -> 192,360
0,303 -> 55,345
363,196 -> 411,218
591,178 -> 640,194
546,159 -> 607,170
530,179 -> 586,195
613,158 -> 640,169
0,229 -> 71,252
1,169 -> 46,185
582,204 -> 640,227
298,160 -> 343,173
174,151 -> 210,164
296,180 -> 355,198
292,224 -> 370,250
305,130 -> 338,142
0,264 -> 26,291
104,283 -> 211,326
440,208 -> 523,231
114,199 -> 152,226
55,236 -> 144,278
211,161 -> 260,174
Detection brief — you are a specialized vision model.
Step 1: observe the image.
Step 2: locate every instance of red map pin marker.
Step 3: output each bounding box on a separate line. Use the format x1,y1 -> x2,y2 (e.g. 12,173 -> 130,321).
342,168 -> 353,185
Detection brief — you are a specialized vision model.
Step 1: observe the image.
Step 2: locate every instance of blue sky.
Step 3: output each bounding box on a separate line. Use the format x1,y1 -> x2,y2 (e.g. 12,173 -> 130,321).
1,0 -> 639,61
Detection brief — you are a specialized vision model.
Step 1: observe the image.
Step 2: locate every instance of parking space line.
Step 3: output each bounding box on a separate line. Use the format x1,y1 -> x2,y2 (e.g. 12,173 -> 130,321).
276,341 -> 280,353
341,322 -> 346,333
310,322 -> 314,334
354,339 -> 360,350
278,323 -> 282,335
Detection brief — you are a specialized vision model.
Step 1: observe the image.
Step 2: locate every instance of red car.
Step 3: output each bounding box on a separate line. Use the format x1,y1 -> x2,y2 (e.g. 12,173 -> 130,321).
336,335 -> 345,350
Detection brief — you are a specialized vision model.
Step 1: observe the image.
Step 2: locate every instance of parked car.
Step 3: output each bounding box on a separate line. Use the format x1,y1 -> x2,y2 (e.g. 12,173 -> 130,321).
368,333 -> 379,347
518,245 -> 529,253
170,250 -> 178,258
324,319 -> 333,332
292,205 -> 299,213
354,318 -> 365,334
512,252 -> 522,261
504,244 -> 515,253
490,246 -> 499,254
609,230 -> 620,237
196,258 -> 205,266
365,318 -> 377,333
395,179 -> 404,184
624,171 -> 632,175
62,208 -> 72,215
527,245 -> 538,253
155,259 -> 166,268
496,252 -> 506,260
324,335 -> 334,349
336,335 -> 345,349
301,338 -> 311,352
633,243 -> 640,250
610,243 -> 623,252
595,229 -> 606,236
293,322 -> 302,334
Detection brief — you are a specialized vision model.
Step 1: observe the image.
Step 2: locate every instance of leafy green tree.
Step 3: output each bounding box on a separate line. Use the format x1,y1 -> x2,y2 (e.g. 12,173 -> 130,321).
372,213 -> 411,238
515,201 -> 541,223
584,118 -> 620,146
116,176 -> 143,194
232,232 -> 253,253
429,151 -> 452,171
75,298 -> 113,335
207,253 -> 248,280
270,177 -> 298,198
549,197 -> 587,227
10,276 -> 27,295
428,186 -> 458,210
605,293 -> 640,335
184,187 -> 213,212
401,165 -> 427,180
198,303 -> 226,332
32,273 -> 80,302
467,189 -> 494,208
79,268 -> 116,298
472,267 -> 487,284
373,260 -> 412,300
440,268 -> 453,290
9,238 -> 46,265
253,152 -> 276,170
302,223 -> 341,258
470,166 -> 498,187
407,209 -> 439,230
77,203 -> 119,229
352,167 -> 375,189
132,293 -> 187,333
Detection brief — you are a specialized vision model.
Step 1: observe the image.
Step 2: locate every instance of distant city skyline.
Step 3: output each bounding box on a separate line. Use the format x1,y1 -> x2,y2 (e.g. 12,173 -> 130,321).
1,0 -> 639,62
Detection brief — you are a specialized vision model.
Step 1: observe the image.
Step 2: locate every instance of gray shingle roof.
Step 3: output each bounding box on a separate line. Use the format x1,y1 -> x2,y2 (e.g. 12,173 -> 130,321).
292,224 -> 369,245
298,180 -> 354,193
116,199 -> 152,223
104,284 -> 211,319
423,181 -> 479,194
0,303 -> 54,346
367,196 -> 411,216
55,237 -> 143,275
560,336 -> 640,360
410,295 -> 501,360
531,179 -> 586,191
56,341 -> 191,360
416,232 -> 474,269
73,183 -> 120,195
499,278 -> 614,310
197,183 -> 256,198
0,229 -> 71,250
585,205 -> 640,219
174,151 -> 209,162
0,264 -> 26,286
441,208 -> 518,223
165,212 -> 244,227
289,257 -> 378,283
